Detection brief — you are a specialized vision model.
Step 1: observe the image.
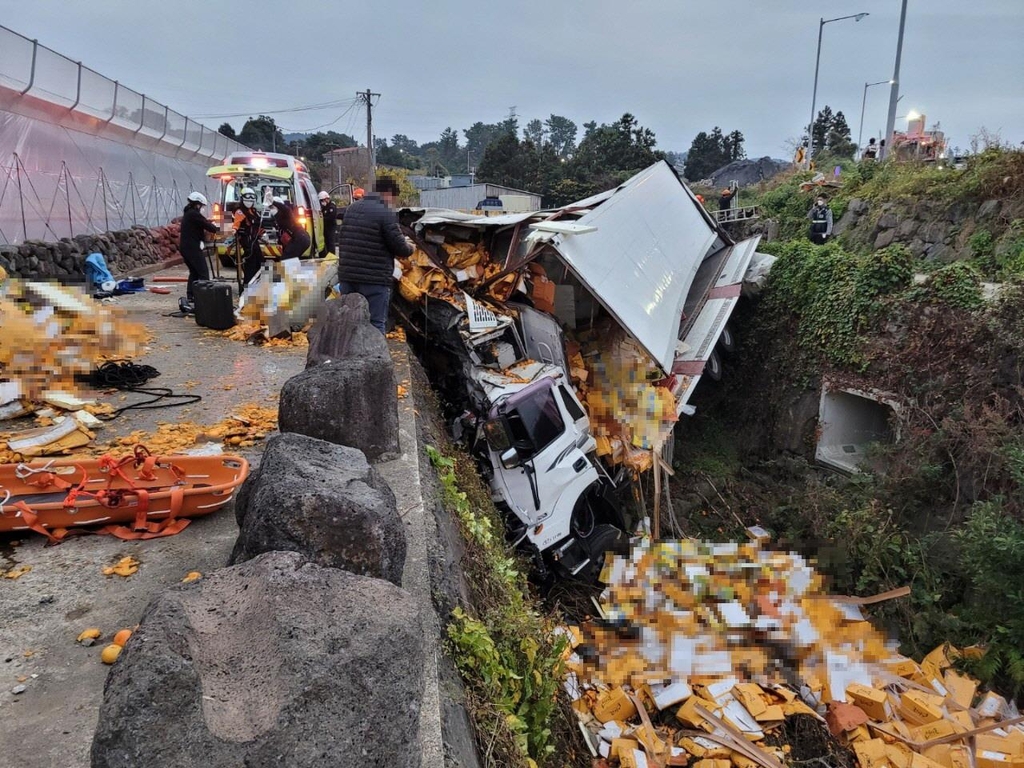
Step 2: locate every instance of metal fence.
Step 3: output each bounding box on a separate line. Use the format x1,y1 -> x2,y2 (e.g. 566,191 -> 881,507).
0,24 -> 249,242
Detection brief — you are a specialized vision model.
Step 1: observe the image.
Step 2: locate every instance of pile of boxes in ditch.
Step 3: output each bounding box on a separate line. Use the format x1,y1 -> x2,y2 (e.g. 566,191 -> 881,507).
562,537 -> 1021,768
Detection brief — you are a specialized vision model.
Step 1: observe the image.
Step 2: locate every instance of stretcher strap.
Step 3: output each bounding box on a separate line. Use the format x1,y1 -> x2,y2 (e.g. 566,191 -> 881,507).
8,446 -> 192,545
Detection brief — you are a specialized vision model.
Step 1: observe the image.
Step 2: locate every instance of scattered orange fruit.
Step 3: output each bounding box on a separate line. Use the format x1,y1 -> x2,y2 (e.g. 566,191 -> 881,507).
77,628 -> 102,642
112,629 -> 132,647
102,556 -> 139,577
100,644 -> 122,664
181,571 -> 202,584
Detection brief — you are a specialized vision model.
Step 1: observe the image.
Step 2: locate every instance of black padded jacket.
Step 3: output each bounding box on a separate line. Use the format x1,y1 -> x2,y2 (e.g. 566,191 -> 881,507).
336,195 -> 413,285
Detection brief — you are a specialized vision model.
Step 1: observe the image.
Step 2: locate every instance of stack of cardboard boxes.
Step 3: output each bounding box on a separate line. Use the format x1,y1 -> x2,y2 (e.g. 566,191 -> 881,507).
0,279 -> 147,402
563,540 -> 1021,768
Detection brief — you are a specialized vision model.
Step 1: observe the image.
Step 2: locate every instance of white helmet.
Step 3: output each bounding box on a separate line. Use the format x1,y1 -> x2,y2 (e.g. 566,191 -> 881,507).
318,191 -> 330,201
187,191 -> 208,206
240,187 -> 256,208
271,196 -> 287,206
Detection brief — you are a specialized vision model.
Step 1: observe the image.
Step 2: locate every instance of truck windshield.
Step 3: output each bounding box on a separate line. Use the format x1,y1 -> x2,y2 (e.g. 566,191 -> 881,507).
506,386 -> 565,460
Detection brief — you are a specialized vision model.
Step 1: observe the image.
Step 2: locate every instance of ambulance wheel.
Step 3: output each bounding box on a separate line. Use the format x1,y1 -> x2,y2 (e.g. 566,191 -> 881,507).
580,524 -> 629,585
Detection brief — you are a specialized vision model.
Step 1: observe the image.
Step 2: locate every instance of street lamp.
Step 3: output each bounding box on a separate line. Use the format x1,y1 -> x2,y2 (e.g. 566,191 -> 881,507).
858,80 -> 893,157
807,12 -> 869,163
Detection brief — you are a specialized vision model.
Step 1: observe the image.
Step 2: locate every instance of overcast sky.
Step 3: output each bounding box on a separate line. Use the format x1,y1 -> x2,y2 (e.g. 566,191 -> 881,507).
3,1 -> 1022,158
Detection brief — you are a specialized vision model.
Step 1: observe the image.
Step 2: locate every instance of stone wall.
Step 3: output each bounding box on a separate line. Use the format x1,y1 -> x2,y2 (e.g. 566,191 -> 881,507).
834,197 -> 1012,263
0,223 -> 181,280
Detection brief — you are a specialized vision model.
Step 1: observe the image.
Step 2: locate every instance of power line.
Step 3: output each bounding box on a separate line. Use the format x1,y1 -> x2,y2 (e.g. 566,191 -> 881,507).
194,97 -> 358,120
282,101 -> 361,135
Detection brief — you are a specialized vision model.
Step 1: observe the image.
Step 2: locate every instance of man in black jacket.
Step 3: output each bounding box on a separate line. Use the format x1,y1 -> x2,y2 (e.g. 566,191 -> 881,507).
335,178 -> 414,333
178,191 -> 219,313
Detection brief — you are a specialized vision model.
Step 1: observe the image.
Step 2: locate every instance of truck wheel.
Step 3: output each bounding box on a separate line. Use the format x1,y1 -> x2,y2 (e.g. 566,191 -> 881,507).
719,325 -> 736,353
705,349 -> 723,381
579,524 -> 629,585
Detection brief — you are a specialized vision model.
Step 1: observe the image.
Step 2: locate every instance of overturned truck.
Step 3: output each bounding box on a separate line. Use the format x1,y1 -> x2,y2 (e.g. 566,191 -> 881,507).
394,161 -> 768,581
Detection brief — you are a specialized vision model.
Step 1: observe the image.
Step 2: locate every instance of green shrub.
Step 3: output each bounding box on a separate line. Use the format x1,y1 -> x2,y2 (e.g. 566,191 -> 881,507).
426,445 -> 564,767
969,230 -> 997,275
952,501 -> 1024,695
928,262 -> 984,310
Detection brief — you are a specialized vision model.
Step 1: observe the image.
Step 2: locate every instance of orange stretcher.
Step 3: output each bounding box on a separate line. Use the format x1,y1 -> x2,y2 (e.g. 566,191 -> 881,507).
0,446 -> 249,544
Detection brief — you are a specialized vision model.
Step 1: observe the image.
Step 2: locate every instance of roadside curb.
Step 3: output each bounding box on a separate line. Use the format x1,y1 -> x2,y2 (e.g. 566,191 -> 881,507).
378,340 -> 445,767
130,256 -> 183,278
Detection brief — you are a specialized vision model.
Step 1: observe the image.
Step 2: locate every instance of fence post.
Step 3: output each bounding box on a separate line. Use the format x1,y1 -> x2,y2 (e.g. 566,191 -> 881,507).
100,167 -> 110,232
128,172 -> 137,226
103,81 -> 119,127
14,153 -> 28,241
64,162 -> 74,237
69,61 -> 82,111
19,39 -> 38,96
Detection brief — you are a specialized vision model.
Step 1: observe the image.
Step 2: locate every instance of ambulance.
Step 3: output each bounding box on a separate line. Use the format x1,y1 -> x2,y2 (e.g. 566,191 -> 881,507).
205,151 -> 325,269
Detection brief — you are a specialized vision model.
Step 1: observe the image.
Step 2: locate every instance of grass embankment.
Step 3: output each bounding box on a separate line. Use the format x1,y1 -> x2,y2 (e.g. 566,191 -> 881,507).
751,148 -> 1024,276
672,148 -> 1024,696
424,420 -> 583,767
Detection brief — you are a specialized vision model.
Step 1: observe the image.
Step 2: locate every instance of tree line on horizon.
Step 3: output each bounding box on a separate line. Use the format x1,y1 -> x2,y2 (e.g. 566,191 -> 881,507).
215,104 -> 857,205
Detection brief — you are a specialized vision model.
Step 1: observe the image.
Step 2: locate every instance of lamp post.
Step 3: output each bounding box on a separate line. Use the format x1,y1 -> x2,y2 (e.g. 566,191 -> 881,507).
807,12 -> 869,164
858,80 -> 892,157
882,0 -> 909,160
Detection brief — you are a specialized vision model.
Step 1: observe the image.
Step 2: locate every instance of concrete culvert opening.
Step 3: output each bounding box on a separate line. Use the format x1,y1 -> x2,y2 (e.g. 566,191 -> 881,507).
815,385 -> 900,474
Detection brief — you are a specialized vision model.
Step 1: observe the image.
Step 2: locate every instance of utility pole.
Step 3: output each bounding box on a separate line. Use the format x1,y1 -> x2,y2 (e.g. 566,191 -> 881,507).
358,89 -> 380,188
882,0 -> 908,160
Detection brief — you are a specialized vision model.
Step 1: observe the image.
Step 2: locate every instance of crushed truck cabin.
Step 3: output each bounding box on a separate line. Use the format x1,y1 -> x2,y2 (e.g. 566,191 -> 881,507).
393,160 -> 771,582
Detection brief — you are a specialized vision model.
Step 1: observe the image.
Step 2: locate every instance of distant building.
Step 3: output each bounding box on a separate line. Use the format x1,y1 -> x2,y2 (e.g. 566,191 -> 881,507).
323,147 -> 371,188
408,173 -> 477,192
418,183 -> 542,213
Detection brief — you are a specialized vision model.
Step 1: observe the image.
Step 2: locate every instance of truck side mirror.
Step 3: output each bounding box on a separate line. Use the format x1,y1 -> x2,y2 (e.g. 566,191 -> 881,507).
500,448 -> 522,470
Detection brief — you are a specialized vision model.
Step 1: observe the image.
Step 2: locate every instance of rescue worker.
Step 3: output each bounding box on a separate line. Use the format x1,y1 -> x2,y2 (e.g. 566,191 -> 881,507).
318,191 -> 339,257
335,177 -> 414,334
352,187 -> 365,200
807,195 -> 834,245
269,196 -> 311,262
234,187 -> 264,288
862,137 -> 879,160
718,188 -> 733,216
178,191 -> 218,314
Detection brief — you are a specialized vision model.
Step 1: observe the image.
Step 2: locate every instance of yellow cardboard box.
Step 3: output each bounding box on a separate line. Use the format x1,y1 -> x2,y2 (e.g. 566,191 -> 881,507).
943,670 -> 978,710
676,696 -> 720,730
910,751 -> 951,768
910,719 -> 959,744
594,687 -> 638,723
885,656 -> 923,679
898,690 -> 945,725
921,744 -> 972,768
923,745 -> 955,768
886,743 -> 913,768
612,738 -> 641,760
847,683 -> 894,722
854,738 -> 890,768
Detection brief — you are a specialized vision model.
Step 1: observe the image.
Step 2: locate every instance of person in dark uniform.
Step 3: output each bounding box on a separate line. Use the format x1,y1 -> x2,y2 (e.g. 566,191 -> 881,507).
269,196 -> 311,262
177,191 -> 218,314
233,186 -> 264,288
807,195 -> 834,245
318,191 -> 339,257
